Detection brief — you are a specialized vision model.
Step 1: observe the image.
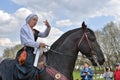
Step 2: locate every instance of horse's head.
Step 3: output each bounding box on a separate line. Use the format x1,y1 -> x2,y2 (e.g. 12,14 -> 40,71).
76,22 -> 105,66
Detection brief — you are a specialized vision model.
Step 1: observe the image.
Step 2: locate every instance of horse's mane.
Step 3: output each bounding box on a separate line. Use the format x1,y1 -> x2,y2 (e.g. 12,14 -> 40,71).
50,28 -> 80,50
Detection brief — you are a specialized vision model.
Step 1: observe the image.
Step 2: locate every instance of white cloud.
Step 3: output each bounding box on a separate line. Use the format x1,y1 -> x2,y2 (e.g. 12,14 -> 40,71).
11,0 -> 120,21
0,38 -> 20,47
105,0 -> 120,21
0,11 -> 11,24
14,8 -> 32,20
0,8 -> 32,37
37,27 -> 64,45
56,19 -> 73,27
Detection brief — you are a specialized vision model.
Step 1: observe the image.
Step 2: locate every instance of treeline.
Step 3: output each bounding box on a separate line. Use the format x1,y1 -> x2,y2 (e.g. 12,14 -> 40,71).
95,21 -> 120,67
2,44 -> 21,59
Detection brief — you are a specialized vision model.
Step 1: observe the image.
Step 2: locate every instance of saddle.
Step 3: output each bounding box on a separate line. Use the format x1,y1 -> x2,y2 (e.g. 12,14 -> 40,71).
18,47 -> 27,66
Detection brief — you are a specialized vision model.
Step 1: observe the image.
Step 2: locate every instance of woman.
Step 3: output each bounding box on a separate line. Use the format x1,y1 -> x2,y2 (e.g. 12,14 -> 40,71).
15,13 -> 51,79
103,67 -> 113,80
80,62 -> 94,80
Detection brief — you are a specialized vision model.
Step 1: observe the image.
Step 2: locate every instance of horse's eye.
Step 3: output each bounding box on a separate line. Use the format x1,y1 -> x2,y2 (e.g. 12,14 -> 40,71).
87,32 -> 95,41
89,36 -> 95,41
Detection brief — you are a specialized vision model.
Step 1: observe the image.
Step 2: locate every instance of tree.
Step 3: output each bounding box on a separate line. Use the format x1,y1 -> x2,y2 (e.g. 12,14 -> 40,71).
3,44 -> 21,59
95,21 -> 120,67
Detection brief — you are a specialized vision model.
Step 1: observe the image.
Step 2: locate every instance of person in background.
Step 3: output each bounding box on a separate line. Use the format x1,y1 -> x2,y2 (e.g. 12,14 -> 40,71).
114,63 -> 120,80
103,66 -> 113,80
80,62 -> 94,80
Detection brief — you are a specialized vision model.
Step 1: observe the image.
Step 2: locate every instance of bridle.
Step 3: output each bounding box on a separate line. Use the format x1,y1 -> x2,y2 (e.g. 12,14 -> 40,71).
77,29 -> 100,66
45,45 -> 76,57
78,30 -> 93,50
46,29 -> 93,57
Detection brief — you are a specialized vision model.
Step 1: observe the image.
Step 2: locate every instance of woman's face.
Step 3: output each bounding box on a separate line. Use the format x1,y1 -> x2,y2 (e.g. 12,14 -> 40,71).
116,66 -> 120,70
28,17 -> 38,28
106,67 -> 110,71
84,63 -> 89,68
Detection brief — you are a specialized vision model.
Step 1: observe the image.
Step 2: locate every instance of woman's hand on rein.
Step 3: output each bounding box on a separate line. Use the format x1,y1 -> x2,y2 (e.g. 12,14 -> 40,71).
40,43 -> 46,48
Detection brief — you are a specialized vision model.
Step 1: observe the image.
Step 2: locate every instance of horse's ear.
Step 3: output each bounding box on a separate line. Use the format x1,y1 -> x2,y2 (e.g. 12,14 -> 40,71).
81,21 -> 87,30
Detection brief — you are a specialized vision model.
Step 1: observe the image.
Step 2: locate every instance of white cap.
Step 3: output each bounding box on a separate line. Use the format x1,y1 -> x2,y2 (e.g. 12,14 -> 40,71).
26,13 -> 38,23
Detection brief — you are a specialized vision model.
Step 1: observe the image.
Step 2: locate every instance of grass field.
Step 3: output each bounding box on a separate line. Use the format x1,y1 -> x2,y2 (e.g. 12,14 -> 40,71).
73,71 -> 104,80
73,71 -> 80,80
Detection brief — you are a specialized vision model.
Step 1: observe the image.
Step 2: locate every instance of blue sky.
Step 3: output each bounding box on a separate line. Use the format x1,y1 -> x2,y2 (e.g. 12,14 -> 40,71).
0,0 -> 120,56
0,0 -> 23,13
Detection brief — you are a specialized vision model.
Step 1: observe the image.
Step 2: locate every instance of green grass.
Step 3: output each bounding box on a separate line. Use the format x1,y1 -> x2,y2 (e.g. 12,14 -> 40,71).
73,71 -> 80,80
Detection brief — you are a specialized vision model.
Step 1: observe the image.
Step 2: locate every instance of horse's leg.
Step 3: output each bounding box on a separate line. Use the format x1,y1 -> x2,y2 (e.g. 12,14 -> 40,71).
0,72 -> 2,80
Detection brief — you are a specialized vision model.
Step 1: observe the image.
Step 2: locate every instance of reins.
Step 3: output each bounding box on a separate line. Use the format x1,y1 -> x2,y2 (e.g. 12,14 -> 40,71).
45,30 -> 93,57
45,45 -> 76,57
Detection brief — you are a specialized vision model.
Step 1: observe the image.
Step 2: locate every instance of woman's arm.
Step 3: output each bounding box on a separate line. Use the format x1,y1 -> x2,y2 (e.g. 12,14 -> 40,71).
38,20 -> 51,37
38,28 -> 51,37
80,70 -> 86,77
88,69 -> 94,77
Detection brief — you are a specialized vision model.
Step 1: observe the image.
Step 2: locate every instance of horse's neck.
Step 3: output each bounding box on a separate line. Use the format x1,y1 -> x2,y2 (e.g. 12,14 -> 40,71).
58,41 -> 78,69
50,28 -> 80,50
47,40 -> 78,79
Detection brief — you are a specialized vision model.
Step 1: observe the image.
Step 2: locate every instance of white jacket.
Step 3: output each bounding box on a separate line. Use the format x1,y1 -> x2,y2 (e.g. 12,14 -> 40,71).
20,24 -> 50,54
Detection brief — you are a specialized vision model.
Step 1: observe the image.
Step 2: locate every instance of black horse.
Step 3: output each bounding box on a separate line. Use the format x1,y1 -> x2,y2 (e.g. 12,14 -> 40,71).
0,22 -> 105,80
